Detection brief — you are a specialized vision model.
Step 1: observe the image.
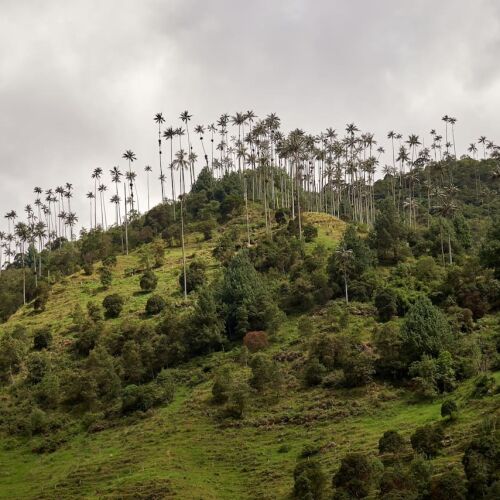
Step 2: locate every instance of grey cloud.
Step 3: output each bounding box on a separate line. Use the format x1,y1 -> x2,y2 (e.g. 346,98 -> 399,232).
0,0 -> 499,227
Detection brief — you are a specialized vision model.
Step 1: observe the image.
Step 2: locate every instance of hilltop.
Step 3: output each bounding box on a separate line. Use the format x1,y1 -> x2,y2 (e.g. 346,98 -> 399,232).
0,159 -> 499,499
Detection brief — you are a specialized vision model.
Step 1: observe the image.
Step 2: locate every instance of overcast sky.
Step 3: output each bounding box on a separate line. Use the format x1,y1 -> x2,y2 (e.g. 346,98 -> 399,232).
1,0 -> 499,230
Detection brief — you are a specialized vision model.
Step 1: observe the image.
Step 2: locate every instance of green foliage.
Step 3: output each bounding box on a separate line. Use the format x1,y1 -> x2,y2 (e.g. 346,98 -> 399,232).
374,288 -> 398,322
102,294 -> 124,318
220,251 -> 279,339
185,286 -> 225,355
293,459 -> 326,499
212,365 -> 233,404
33,327 -> 52,351
410,424 -> 444,458
303,358 -> 327,387
441,399 -> 458,420
400,296 -> 453,362
33,282 -> 50,312
409,351 -> 456,399
223,380 -> 250,419
328,225 -> 374,299
480,217 -> 500,278
145,295 -> 166,316
373,322 -> 406,379
431,468 -> 466,500
378,430 -> 405,454
371,199 -> 406,263
249,353 -> 282,393
180,260 -> 206,294
0,331 -> 27,381
333,453 -> 378,498
151,238 -> 166,267
140,270 -> 158,292
98,265 -> 113,289
462,423 -> 500,498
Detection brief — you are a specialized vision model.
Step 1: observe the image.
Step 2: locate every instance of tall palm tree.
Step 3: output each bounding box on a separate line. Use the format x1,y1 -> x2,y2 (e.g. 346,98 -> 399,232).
180,111 -> 193,186
154,112 -> 166,201
144,165 -> 152,211
65,212 -> 78,241
122,150 -> 137,211
449,117 -> 457,158
335,247 -> 353,304
0,231 -> 5,273
478,136 -> 487,159
98,184 -> 108,229
173,149 -> 190,299
14,222 -> 30,305
163,126 -> 176,217
92,168 -> 103,228
86,192 -> 94,229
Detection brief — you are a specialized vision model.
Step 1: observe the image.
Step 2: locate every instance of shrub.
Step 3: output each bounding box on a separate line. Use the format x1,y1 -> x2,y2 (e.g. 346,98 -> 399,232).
212,366 -> 232,404
180,260 -> 207,294
431,468 -> 466,500
401,296 -> 453,362
29,408 -> 49,435
86,301 -> 102,322
462,423 -> 500,498
145,295 -> 166,315
102,294 -> 124,318
33,328 -> 52,351
410,424 -> 444,458
224,380 -> 250,419
98,265 -> 113,289
102,255 -> 117,267
303,224 -> 318,242
375,288 -> 398,322
82,262 -> 94,276
378,430 -> 405,454
249,353 -> 282,393
140,270 -> 158,292
303,358 -> 327,387
33,282 -> 50,312
26,352 -> 49,385
293,459 -> 326,499
441,399 -> 458,420
472,374 -> 496,398
333,453 -> 376,498
243,331 -> 269,353
342,351 -> 375,388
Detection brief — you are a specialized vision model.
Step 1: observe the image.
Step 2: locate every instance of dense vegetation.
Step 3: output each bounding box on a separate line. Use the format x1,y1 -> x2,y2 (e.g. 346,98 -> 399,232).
0,113 -> 499,498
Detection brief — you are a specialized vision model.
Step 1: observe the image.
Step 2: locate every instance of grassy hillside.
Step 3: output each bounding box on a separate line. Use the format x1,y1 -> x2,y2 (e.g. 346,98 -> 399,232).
0,207 -> 499,499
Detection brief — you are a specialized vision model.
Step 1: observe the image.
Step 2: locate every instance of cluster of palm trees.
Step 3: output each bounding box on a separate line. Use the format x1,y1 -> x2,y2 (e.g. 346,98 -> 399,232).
1,110 -> 499,299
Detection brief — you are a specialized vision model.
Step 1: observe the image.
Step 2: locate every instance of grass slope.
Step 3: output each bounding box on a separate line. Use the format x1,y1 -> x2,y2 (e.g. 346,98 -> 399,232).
1,211 -> 499,499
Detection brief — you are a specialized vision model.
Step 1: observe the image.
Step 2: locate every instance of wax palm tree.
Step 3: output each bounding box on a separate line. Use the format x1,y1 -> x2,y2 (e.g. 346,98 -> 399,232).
122,150 -> 137,211
335,247 -> 353,304
86,192 -> 94,229
92,168 -> 103,227
144,165 -> 152,211
448,117 -> 457,158
14,222 -> 30,304
173,149 -> 190,299
65,212 -> 78,241
194,124 -> 208,167
478,136 -> 487,159
435,192 -> 457,265
163,126 -> 176,216
0,231 -> 5,272
180,111 -> 193,186
98,184 -> 108,228
154,112 -> 166,201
